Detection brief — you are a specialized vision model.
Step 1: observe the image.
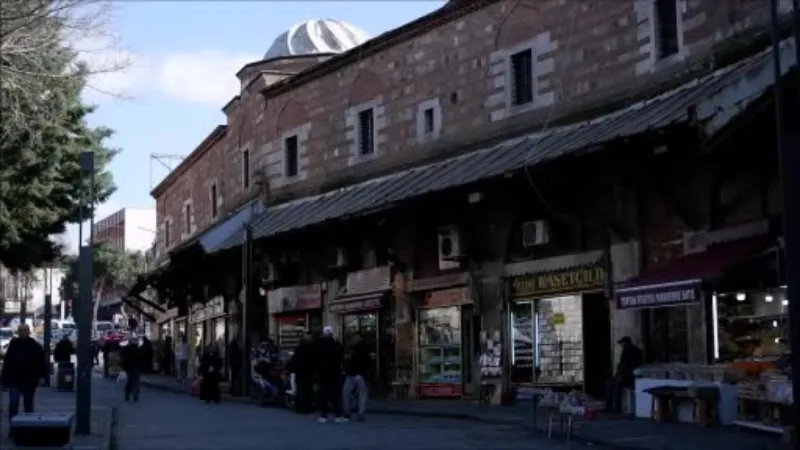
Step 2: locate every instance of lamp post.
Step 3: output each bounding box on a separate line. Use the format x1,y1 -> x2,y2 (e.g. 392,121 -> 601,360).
75,151 -> 95,436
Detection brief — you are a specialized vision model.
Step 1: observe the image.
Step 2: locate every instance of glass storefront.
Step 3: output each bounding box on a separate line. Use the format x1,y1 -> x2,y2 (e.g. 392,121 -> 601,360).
418,306 -> 462,396
713,286 -> 790,361
510,295 -> 584,386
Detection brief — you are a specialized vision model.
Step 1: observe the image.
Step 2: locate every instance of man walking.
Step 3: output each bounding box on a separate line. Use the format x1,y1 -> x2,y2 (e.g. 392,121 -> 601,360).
120,336 -> 143,402
315,326 -> 344,423
175,334 -> 189,383
0,324 -> 46,427
288,331 -> 316,414
342,332 -> 371,422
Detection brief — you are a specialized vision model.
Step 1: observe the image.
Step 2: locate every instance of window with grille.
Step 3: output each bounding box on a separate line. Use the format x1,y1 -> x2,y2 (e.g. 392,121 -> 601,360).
358,108 -> 375,155
284,135 -> 299,177
655,0 -> 679,59
242,149 -> 250,188
210,184 -> 218,218
184,204 -> 191,234
510,49 -> 534,106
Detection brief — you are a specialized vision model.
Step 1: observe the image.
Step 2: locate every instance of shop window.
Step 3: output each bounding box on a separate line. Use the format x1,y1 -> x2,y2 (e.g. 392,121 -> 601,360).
510,48 -> 534,106
184,203 -> 191,234
713,288 -> 790,362
645,307 -> 689,363
510,295 -> 584,386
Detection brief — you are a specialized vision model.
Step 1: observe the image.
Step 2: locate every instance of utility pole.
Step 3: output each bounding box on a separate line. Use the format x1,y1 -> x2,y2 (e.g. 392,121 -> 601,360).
75,151 -> 95,436
769,0 -> 800,438
43,267 -> 54,387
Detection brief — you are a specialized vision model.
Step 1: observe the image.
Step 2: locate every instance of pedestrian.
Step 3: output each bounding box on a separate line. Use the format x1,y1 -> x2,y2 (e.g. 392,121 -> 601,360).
161,335 -> 173,376
53,334 -> 75,365
92,339 -> 100,366
315,325 -> 344,423
0,324 -> 46,429
288,331 -> 316,414
140,336 -> 154,374
175,334 -> 189,383
228,338 -> 242,396
119,336 -> 143,402
342,332 -> 371,422
198,344 -> 223,404
605,336 -> 642,413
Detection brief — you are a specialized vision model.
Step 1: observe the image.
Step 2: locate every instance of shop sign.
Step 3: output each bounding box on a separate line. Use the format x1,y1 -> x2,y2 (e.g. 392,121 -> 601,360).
267,285 -> 322,314
419,287 -> 471,309
189,303 -> 205,324
419,383 -> 462,398
345,266 -> 391,295
616,281 -> 701,310
407,273 -> 470,292
511,264 -> 606,299
328,295 -> 383,314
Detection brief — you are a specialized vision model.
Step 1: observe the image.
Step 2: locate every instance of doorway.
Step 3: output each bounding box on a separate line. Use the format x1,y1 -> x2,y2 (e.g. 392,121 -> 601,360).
342,312 -> 379,389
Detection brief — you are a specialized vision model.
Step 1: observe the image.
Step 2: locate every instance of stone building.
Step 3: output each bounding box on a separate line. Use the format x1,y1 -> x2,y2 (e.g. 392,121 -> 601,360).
143,2 -> 797,401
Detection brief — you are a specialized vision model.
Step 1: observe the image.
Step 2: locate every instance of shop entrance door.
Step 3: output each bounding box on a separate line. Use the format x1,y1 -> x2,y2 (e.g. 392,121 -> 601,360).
342,313 -> 379,389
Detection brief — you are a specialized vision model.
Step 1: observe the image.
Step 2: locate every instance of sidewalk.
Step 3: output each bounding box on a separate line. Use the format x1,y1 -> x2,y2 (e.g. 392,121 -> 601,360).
139,374 -> 791,450
0,385 -> 114,450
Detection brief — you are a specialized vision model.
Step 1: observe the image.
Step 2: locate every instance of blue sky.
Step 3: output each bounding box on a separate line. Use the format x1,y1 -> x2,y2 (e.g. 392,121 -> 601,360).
69,1 -> 445,250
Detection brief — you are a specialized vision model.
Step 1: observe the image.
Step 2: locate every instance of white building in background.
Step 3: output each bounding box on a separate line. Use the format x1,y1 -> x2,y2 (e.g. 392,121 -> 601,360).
1,266 -> 64,318
93,207 -> 156,253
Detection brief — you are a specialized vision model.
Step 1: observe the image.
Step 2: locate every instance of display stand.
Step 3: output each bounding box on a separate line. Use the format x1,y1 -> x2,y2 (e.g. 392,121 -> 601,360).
634,378 -> 738,424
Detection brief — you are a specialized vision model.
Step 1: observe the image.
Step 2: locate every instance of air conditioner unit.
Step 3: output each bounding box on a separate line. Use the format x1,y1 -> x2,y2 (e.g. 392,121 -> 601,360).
438,226 -> 462,270
522,220 -> 550,247
327,247 -> 347,268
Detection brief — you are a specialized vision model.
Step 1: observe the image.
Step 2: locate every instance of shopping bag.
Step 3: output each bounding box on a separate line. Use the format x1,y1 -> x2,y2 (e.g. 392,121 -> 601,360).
190,377 -> 202,397
116,371 -> 127,383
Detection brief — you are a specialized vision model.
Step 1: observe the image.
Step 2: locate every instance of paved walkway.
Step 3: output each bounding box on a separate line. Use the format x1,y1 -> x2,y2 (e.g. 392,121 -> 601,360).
114,382 -> 585,450
0,377 -> 116,450
139,374 -> 792,450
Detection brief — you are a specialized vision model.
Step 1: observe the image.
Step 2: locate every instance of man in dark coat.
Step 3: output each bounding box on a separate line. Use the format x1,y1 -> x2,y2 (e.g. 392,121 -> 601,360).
0,324 -> 46,425
315,326 -> 344,423
606,336 -> 643,413
228,338 -> 242,396
53,334 -> 75,365
288,331 -> 316,414
120,338 -> 143,402
342,332 -> 372,421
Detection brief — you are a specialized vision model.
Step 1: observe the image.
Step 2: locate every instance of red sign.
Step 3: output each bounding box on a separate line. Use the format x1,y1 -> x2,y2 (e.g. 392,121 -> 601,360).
418,383 -> 462,398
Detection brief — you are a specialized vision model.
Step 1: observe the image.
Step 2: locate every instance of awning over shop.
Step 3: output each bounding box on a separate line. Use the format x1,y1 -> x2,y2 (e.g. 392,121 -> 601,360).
172,199 -> 265,256
217,40 -> 795,251
615,238 -> 772,310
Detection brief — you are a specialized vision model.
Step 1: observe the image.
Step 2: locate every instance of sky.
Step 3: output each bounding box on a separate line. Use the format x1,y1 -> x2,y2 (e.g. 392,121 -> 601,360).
66,1 -> 446,252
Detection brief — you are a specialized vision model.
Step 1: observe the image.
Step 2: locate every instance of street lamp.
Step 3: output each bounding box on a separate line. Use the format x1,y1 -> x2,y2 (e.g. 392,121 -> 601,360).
75,151 -> 95,436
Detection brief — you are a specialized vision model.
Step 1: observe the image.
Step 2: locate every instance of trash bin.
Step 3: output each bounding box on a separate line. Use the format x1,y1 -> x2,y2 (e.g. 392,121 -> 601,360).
56,362 -> 75,392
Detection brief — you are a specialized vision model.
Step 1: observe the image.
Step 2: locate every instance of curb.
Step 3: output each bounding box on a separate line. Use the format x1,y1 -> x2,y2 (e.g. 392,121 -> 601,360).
101,406 -> 117,450
138,379 -> 639,449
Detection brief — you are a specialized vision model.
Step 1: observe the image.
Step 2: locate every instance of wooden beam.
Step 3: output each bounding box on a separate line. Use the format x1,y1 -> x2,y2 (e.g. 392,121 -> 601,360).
133,293 -> 166,313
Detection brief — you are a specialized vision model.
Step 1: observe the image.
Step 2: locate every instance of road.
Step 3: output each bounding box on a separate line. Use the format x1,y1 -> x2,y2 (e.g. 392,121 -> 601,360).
113,383 -> 592,450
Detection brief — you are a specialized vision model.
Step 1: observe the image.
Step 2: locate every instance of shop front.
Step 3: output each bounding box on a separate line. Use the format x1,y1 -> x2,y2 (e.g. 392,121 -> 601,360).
615,228 -> 788,428
188,303 -> 206,376
507,257 -> 610,400
202,297 -> 227,370
407,273 -> 474,399
267,284 -> 324,355
328,266 -> 394,395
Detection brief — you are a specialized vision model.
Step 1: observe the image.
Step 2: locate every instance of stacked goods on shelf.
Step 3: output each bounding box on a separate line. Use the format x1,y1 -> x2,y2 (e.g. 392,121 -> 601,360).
732,356 -> 793,434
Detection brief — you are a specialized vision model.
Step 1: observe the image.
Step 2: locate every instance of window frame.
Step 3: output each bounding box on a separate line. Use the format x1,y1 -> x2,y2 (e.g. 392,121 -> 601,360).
509,48 -> 534,107
357,108 -> 376,156
654,0 -> 680,60
241,149 -> 250,189
284,135 -> 299,178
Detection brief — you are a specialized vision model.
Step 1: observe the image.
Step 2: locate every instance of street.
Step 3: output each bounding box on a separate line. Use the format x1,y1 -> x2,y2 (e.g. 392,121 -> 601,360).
113,383 -> 588,450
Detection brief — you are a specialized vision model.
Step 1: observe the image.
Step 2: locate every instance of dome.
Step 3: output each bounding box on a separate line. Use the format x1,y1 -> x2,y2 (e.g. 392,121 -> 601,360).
264,19 -> 370,60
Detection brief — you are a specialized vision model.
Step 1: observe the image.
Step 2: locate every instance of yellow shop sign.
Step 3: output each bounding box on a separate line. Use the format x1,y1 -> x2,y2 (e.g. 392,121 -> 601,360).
511,264 -> 606,298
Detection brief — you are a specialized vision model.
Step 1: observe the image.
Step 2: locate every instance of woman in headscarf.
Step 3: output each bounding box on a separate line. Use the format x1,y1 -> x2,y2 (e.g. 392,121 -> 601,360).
198,344 -> 223,404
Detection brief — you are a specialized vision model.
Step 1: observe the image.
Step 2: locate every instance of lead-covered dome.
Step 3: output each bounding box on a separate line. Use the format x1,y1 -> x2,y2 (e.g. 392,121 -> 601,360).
264,19 -> 370,60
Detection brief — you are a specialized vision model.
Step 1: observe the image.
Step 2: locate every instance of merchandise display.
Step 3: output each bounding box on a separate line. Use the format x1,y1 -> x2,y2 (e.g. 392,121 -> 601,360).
732,354 -> 793,434
418,307 -> 462,391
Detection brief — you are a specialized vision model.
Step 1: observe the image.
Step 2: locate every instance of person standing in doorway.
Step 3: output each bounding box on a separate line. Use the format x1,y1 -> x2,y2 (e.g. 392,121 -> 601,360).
228,338 -> 242,396
175,334 -> 189,383
315,326 -> 344,423
606,336 -> 643,413
1,324 -> 46,428
342,332 -> 371,422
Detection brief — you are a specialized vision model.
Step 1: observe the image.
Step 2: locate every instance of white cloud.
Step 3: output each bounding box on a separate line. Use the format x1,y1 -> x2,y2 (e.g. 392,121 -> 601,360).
156,50 -> 258,105
62,200 -> 122,255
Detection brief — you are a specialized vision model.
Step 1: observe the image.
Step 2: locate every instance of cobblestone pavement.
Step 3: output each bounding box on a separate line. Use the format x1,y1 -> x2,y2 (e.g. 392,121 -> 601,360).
115,384 -> 598,450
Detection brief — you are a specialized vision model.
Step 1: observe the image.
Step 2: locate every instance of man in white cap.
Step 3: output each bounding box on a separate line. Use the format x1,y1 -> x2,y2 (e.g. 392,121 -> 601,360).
315,325 -> 344,423
0,323 -> 46,427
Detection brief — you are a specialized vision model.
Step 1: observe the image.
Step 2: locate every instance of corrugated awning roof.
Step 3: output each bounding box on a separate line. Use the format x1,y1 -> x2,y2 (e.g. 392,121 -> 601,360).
220,39 -> 796,250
